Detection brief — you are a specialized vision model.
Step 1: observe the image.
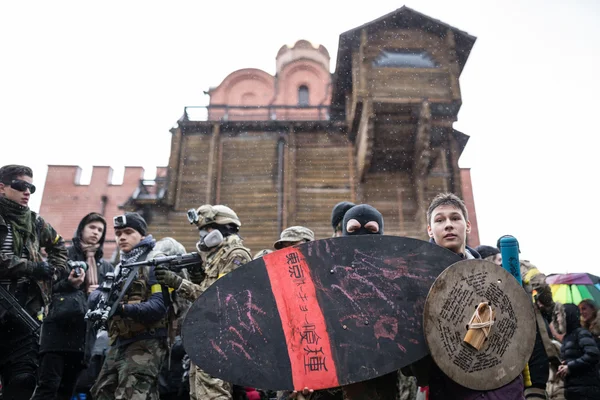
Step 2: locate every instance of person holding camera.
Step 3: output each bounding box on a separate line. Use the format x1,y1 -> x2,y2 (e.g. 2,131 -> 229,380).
31,212 -> 115,399
30,261 -> 87,400
0,164 -> 68,400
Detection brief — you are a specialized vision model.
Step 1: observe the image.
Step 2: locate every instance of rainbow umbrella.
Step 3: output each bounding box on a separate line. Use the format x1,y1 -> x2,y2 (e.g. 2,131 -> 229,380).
546,273 -> 600,305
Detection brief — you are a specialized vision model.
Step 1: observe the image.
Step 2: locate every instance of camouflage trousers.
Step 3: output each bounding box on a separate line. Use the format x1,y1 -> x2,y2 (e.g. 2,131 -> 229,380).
189,361 -> 232,400
91,338 -> 167,400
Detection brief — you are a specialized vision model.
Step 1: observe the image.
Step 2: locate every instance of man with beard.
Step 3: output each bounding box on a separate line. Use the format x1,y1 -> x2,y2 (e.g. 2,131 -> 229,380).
90,212 -> 169,400
154,204 -> 252,400
0,164 -> 68,400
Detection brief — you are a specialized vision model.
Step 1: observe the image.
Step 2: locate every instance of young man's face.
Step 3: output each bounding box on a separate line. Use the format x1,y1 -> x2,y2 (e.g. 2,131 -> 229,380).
427,204 -> 471,255
82,221 -> 104,245
115,227 -> 143,253
0,175 -> 33,207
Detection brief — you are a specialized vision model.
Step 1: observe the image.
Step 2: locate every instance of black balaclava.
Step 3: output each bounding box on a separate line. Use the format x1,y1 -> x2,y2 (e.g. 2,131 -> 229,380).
342,204 -> 384,236
331,201 -> 356,231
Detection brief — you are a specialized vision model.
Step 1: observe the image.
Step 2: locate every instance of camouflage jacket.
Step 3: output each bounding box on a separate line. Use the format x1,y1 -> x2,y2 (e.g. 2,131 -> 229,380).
0,212 -> 68,312
178,234 -> 251,302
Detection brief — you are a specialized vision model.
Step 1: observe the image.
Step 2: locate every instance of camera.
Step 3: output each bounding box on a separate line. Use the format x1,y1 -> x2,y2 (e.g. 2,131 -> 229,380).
113,214 -> 127,228
187,209 -> 199,225
67,261 -> 88,278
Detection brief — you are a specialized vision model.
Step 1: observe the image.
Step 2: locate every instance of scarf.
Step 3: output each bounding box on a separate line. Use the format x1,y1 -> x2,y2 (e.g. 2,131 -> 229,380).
0,196 -> 34,257
80,242 -> 100,287
120,235 -> 156,265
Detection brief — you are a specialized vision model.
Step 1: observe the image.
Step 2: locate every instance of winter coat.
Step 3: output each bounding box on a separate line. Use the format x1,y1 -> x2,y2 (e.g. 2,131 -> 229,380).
560,304 -> 600,399
0,209 -> 68,315
547,340 -> 566,400
40,213 -> 114,355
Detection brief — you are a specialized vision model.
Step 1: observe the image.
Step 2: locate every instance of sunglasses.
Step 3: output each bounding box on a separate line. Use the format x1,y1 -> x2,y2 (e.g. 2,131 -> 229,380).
3,179 -> 36,194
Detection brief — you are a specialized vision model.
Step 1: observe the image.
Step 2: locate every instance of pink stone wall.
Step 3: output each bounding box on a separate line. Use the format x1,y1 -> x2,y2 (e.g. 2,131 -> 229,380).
40,165 -> 147,260
207,40 -> 331,121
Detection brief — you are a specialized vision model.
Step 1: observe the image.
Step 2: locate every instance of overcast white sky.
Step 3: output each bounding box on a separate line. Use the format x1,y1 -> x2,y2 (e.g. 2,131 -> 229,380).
1,0 -> 598,276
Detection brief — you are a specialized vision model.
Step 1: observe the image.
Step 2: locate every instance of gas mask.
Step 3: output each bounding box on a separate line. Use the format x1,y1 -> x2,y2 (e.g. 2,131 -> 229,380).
196,229 -> 224,252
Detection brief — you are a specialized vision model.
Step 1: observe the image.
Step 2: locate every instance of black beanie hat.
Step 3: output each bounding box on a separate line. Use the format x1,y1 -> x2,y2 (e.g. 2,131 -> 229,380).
475,245 -> 500,260
331,201 -> 356,231
114,212 -> 148,236
342,204 -> 384,236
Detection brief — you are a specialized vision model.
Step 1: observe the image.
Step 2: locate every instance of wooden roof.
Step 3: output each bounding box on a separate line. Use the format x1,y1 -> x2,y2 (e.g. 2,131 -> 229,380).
331,6 -> 477,113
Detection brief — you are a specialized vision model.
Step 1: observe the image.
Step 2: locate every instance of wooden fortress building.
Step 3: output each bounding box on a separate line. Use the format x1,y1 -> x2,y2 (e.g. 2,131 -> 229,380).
41,6 -> 480,257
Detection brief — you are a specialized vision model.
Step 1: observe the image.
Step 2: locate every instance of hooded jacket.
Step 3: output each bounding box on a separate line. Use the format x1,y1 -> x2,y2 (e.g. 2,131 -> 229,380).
560,304 -> 600,398
0,204 -> 68,315
40,213 -> 114,355
67,213 -> 114,286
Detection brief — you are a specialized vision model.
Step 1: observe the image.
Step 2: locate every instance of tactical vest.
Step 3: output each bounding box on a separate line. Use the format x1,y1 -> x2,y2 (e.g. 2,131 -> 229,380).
108,265 -> 167,343
198,235 -> 252,294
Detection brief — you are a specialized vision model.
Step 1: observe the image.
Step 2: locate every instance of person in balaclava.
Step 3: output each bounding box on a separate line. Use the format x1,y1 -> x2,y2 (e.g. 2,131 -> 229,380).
330,201 -> 355,237
154,204 -> 252,400
342,204 -> 383,236
339,204 -> 410,400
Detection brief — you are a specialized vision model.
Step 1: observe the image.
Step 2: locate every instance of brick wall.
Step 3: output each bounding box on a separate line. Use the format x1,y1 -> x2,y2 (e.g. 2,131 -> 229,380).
39,165 -> 163,260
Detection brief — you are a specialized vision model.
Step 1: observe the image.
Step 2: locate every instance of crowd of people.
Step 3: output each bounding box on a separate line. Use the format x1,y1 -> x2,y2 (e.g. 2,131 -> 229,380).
1,162 -> 600,400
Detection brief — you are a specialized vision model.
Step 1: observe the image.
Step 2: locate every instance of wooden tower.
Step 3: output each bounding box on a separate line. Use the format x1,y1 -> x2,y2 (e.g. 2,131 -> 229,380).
123,7 -> 479,254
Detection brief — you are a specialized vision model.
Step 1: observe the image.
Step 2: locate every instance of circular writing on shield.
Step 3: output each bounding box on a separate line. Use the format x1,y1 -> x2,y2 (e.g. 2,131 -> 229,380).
423,260 -> 536,391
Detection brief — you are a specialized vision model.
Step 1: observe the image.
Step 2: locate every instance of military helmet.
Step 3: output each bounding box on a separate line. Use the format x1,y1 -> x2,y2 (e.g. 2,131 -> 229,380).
274,226 -> 314,250
189,204 -> 241,229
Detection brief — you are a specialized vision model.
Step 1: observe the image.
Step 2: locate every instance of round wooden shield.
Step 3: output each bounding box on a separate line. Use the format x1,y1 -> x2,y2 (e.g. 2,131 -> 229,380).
423,259 -> 536,391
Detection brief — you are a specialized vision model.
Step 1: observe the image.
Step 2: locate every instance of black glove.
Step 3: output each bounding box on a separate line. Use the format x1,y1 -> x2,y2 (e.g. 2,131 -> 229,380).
27,261 -> 54,280
155,265 -> 183,289
189,266 -> 205,285
112,303 -> 125,317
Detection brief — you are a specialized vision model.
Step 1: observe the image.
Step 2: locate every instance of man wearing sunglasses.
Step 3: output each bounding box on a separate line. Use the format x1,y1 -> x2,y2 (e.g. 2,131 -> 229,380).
0,164 -> 68,400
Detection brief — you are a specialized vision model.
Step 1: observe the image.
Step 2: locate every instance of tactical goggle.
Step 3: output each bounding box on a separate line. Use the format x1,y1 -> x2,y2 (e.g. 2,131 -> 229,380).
113,214 -> 127,228
3,179 -> 36,194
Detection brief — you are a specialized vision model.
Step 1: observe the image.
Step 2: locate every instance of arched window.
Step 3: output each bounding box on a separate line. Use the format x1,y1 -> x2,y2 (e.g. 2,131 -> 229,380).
298,85 -> 309,107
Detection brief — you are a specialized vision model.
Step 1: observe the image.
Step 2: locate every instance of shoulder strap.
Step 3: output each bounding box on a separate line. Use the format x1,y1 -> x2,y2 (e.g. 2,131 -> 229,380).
34,214 -> 43,240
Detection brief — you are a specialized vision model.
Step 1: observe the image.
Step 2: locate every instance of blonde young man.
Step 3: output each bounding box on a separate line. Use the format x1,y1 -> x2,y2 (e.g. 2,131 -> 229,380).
421,193 -> 525,400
